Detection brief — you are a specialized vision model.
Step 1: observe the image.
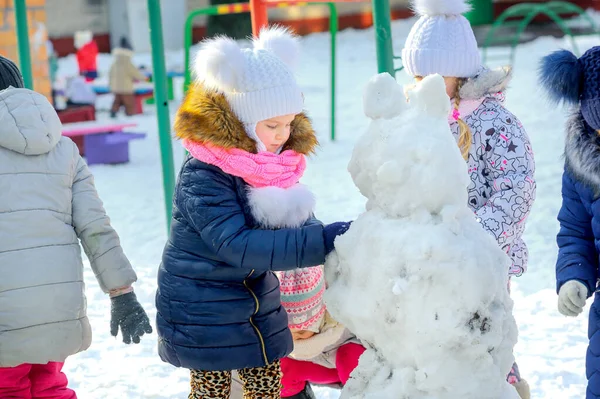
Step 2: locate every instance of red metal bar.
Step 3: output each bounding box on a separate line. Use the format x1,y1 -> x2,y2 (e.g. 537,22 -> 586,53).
251,0 -> 366,35
250,0 -> 270,35
262,0 -> 365,3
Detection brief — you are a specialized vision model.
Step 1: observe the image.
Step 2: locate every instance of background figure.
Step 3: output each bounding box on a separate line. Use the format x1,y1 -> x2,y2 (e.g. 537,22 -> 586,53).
74,30 -> 98,81
109,37 -> 146,117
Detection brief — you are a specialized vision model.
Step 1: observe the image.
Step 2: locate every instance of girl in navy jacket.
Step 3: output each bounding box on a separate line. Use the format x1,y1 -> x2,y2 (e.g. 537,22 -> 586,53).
155,27 -> 350,398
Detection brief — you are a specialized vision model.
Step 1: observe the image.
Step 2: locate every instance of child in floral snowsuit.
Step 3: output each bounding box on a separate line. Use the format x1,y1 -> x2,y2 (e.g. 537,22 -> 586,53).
402,1 -> 536,397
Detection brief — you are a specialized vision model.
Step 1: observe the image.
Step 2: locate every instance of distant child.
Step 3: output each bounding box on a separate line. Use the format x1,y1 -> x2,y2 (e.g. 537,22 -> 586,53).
155,27 -> 351,399
0,56 -> 152,398
540,46 -> 600,399
74,30 -> 98,81
277,267 -> 365,399
402,0 -> 536,397
108,37 -> 147,117
65,75 -> 97,107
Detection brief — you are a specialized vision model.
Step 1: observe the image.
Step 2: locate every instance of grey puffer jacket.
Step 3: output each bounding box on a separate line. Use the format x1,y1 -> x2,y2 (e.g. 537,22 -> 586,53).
0,88 -> 137,367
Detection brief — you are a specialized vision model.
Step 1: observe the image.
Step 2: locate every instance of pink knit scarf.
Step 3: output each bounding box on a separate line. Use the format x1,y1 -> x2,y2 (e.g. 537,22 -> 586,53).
183,139 -> 306,188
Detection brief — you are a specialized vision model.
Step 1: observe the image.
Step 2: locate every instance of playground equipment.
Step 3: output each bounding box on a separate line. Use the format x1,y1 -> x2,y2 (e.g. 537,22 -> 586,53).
183,1 -> 338,140
249,0 -> 400,76
147,0 -> 176,229
14,0 -> 32,89
482,1 -> 600,65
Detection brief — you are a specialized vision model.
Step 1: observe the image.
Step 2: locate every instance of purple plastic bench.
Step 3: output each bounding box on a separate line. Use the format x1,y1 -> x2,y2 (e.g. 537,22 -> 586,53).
62,122 -> 146,165
85,131 -> 146,165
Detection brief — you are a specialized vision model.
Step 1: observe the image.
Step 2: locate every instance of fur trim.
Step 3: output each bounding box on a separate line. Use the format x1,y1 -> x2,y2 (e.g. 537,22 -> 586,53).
112,48 -> 133,58
460,66 -> 512,100
411,0 -> 471,16
254,26 -> 301,70
247,184 -> 316,228
194,36 -> 245,92
564,110 -> 600,195
174,83 -> 318,154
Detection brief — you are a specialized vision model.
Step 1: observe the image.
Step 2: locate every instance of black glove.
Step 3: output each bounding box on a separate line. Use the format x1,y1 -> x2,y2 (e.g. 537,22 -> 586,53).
110,292 -> 153,344
323,221 -> 352,255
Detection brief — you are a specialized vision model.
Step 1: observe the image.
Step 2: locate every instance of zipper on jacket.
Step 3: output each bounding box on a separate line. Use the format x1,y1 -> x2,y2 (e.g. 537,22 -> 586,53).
243,269 -> 269,365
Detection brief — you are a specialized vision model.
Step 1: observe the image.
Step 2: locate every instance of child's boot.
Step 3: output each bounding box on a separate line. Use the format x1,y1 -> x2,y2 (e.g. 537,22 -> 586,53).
508,363 -> 530,399
285,383 -> 316,399
512,379 -> 530,399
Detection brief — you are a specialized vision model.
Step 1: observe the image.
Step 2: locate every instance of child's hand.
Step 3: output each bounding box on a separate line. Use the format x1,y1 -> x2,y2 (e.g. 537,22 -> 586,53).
558,280 -> 588,317
110,292 -> 153,344
323,221 -> 352,255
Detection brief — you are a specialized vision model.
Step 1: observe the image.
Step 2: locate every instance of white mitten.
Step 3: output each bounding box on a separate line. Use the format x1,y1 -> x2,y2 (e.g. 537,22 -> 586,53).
558,280 -> 588,317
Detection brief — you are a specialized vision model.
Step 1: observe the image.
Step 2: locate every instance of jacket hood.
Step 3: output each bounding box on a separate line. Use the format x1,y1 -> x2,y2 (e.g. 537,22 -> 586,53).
565,109 -> 600,195
174,83 -> 318,154
460,66 -> 513,100
0,88 -> 62,155
112,47 -> 134,58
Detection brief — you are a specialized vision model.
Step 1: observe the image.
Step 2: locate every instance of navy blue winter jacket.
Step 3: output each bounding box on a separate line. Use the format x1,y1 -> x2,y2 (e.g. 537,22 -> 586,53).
156,85 -> 325,372
557,111 -> 600,398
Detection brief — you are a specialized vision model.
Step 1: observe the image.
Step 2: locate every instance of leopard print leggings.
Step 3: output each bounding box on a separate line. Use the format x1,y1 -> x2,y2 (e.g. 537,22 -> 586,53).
189,360 -> 282,399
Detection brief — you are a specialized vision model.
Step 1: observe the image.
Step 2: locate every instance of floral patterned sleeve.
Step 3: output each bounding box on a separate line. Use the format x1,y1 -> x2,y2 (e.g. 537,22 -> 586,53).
475,108 -> 536,258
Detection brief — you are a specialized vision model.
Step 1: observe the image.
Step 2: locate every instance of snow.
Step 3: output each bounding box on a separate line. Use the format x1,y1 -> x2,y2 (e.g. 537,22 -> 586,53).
323,73 -> 518,398
53,14 -> 600,399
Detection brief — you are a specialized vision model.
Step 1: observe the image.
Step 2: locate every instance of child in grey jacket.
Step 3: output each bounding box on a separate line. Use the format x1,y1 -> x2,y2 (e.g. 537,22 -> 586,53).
0,56 -> 151,399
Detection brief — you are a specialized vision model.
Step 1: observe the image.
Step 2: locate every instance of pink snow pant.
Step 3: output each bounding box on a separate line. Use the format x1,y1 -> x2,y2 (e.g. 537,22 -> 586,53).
0,362 -> 76,399
281,343 -> 366,397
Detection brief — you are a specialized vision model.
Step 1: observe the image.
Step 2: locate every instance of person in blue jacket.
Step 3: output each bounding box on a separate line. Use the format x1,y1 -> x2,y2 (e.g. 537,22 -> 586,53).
540,46 -> 600,399
155,27 -> 351,399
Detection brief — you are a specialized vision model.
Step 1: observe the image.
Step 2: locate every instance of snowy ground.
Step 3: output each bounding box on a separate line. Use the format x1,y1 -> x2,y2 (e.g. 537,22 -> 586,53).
57,14 -> 599,398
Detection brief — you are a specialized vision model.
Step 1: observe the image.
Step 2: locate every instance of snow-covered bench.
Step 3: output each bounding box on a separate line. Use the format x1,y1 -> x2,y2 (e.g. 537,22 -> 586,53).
62,121 -> 145,165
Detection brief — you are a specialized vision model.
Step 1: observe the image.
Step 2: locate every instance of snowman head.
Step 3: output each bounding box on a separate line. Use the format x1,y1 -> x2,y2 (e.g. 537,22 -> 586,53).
349,73 -> 469,217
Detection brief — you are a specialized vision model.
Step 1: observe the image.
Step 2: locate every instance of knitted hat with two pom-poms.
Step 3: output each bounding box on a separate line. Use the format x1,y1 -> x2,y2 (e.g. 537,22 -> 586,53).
193,26 -> 304,147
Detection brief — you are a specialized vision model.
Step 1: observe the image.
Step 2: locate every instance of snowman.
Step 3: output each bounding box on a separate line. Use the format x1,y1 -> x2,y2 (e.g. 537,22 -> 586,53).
324,74 -> 519,399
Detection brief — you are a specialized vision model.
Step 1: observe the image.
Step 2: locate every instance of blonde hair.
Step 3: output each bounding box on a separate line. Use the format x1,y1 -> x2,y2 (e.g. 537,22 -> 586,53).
454,78 -> 472,161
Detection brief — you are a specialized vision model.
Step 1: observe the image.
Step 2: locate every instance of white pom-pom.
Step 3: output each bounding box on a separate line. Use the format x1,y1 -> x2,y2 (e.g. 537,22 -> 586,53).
411,0 -> 471,16
254,26 -> 301,70
194,36 -> 246,92
363,73 -> 406,120
406,74 -> 450,118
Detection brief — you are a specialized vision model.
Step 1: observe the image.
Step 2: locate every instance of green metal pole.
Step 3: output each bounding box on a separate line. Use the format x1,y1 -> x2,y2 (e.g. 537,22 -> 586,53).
148,0 -> 175,231
371,0 -> 395,76
14,0 -> 33,89
328,3 -> 337,141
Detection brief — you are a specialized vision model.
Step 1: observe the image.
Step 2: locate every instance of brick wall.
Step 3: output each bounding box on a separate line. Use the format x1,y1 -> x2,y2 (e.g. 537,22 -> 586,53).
0,0 -> 51,100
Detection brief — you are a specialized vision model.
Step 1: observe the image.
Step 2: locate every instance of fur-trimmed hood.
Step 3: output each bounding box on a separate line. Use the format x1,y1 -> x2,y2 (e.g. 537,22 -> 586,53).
460,66 -> 512,100
174,83 -> 318,154
565,109 -> 600,195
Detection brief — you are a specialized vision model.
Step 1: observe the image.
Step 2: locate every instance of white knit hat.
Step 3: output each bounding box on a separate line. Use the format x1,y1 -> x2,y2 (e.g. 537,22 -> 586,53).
402,0 -> 481,78
194,26 -> 304,128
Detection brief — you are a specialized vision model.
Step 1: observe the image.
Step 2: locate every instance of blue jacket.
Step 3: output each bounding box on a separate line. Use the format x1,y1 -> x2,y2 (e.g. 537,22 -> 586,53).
156,85 -> 325,372
557,112 -> 600,398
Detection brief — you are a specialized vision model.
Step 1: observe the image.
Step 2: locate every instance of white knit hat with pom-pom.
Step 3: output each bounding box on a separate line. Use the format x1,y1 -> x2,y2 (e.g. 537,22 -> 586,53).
402,0 -> 481,78
194,26 -> 303,127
